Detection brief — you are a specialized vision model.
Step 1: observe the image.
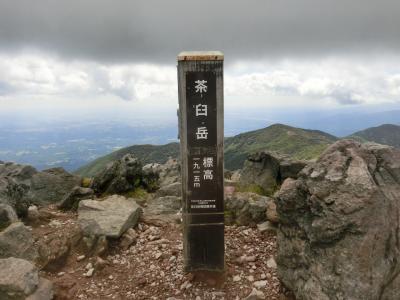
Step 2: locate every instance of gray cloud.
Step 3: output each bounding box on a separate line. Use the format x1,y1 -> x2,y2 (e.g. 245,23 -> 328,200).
0,0 -> 399,64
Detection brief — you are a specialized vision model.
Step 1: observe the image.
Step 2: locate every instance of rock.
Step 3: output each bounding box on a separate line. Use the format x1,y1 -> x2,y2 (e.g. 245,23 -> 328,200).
265,201 -> 278,223
141,164 -> 160,192
36,222 -> 82,270
275,140 -> 400,300
90,154 -> 143,195
0,257 -> 39,299
0,204 -> 17,230
257,221 -> 276,234
253,280 -> 267,288
239,152 -> 306,196
76,255 -> 85,262
233,275 -> 241,282
26,278 -> 53,300
82,235 -> 108,257
94,256 -> 107,270
26,205 -> 39,222
120,228 -> 138,250
29,167 -> 81,206
0,162 -> 80,216
84,268 -> 94,277
225,192 -> 271,225
266,257 -> 277,269
143,158 -> 181,187
240,152 -> 281,195
155,182 -> 181,197
78,195 -> 142,238
58,186 -> 94,211
0,222 -> 38,261
145,196 -> 182,216
243,288 -> 265,300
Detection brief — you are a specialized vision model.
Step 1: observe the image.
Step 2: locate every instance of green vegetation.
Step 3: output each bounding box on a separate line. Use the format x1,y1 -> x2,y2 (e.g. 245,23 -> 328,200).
81,177 -> 92,188
348,124 -> 400,148
125,187 -> 148,199
75,143 -> 180,177
224,123 -> 337,170
75,124 -> 338,177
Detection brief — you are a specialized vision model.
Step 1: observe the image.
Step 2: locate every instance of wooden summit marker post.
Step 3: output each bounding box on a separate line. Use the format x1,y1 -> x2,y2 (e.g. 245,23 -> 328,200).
177,51 -> 224,272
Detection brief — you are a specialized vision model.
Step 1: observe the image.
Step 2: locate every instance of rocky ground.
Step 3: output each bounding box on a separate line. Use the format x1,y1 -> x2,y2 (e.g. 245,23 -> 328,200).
31,206 -> 293,300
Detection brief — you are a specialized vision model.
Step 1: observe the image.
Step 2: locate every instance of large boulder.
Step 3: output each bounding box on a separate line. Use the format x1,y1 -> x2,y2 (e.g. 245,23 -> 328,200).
145,196 -> 182,216
78,195 -> 142,239
90,154 -> 143,195
0,204 -> 18,230
0,222 -> 38,262
143,158 -> 181,187
275,140 -> 400,300
29,168 -> 81,206
155,182 -> 182,197
0,162 -> 80,216
0,257 -> 53,300
224,192 -> 273,225
58,186 -> 94,211
239,152 -> 306,195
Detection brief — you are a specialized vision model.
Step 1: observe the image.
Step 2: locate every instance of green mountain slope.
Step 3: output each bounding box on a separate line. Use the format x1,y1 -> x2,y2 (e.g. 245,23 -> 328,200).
75,124 -> 338,177
75,143 -> 180,177
348,124 -> 400,148
224,123 -> 337,170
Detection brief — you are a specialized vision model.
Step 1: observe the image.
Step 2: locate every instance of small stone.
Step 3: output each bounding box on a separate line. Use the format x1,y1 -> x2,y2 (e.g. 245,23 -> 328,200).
253,280 -> 268,288
266,257 -> 277,269
233,275 -> 241,282
243,288 -> 265,300
76,255 -> 85,262
260,273 -> 266,280
57,272 -> 65,277
85,262 -> 93,270
84,268 -> 95,277
247,275 -> 254,282
27,205 -> 39,221
108,275 -> 114,280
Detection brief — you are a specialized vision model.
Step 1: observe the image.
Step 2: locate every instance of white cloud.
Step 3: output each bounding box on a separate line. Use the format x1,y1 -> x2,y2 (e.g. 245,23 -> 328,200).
1,52 -> 400,116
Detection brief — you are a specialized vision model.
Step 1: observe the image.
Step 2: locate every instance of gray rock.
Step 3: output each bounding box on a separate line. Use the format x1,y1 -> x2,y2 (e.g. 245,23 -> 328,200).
225,192 -> 271,225
265,200 -> 278,223
145,196 -> 182,216
58,186 -> 94,210
91,154 -> 143,195
78,195 -> 142,238
243,288 -> 265,300
239,152 -> 306,195
0,163 -> 80,216
0,222 -> 38,261
26,278 -> 53,300
0,257 -> 39,300
36,222 -> 82,270
155,182 -> 182,197
143,158 -> 181,187
257,221 -> 276,234
26,205 -> 39,222
29,167 -> 81,206
275,140 -> 400,300
0,204 -> 18,230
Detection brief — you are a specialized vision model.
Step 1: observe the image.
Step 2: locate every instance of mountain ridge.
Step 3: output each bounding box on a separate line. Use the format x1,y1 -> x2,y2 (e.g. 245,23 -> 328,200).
75,123 -> 338,177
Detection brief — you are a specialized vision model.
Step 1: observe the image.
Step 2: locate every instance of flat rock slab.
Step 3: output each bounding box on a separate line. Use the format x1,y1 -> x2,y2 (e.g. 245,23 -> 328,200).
78,195 -> 142,239
0,257 -> 39,299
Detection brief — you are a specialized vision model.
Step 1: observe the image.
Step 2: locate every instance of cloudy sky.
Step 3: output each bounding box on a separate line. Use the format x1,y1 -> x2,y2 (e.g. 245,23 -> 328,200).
1,0 -> 400,125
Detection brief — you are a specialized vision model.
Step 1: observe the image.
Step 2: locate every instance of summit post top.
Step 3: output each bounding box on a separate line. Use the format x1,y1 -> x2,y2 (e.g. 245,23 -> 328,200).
177,51 -> 224,61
